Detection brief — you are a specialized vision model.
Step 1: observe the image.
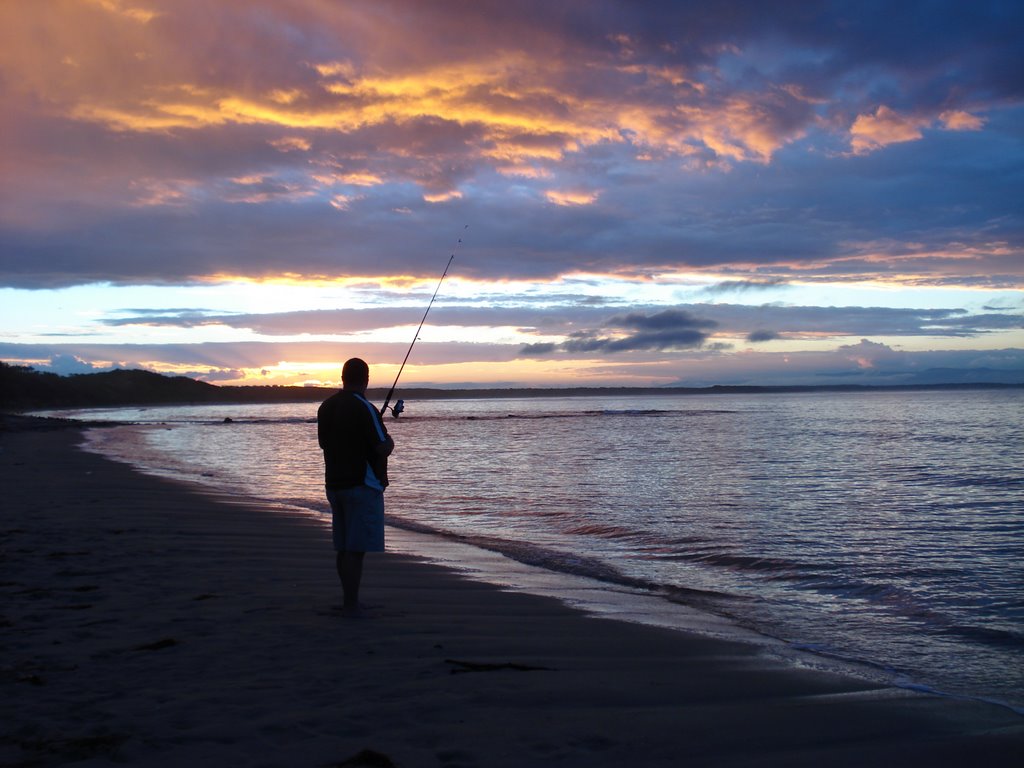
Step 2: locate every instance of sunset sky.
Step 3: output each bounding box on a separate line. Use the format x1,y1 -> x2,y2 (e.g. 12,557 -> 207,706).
1,0 -> 1022,389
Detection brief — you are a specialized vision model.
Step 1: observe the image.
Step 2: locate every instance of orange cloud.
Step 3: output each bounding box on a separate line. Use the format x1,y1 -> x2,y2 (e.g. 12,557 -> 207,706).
329,194 -> 355,211
939,110 -> 985,131
619,91 -> 805,164
849,106 -> 927,154
423,190 -> 463,203
615,63 -> 706,93
83,0 -> 157,24
269,136 -> 312,152
313,171 -> 384,187
0,2 -> 809,182
128,178 -> 195,207
496,165 -> 553,179
545,189 -> 600,206
849,106 -> 987,154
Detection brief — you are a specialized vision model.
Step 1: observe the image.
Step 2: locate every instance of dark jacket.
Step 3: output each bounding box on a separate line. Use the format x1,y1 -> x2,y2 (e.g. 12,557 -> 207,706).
317,390 -> 391,489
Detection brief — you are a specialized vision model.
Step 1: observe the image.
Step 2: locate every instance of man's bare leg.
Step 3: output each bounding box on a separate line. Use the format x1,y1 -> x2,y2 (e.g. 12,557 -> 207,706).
336,551 -> 365,614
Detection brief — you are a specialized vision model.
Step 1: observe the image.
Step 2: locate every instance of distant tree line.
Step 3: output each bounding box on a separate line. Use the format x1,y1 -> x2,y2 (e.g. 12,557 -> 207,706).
0,362 -> 332,410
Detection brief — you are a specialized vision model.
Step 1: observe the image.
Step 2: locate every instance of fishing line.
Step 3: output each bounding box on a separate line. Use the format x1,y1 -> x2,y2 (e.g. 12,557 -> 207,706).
380,225 -> 467,417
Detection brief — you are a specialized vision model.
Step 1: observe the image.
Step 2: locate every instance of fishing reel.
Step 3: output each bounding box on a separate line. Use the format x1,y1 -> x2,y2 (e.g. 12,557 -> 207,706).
383,399 -> 405,418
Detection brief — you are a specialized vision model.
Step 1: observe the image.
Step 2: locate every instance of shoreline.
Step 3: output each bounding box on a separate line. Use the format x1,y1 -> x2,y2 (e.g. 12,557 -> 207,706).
384,525 -> 1024,717
79,421 -> 790,644
71,420 -> 969,708
75,413 -> 1024,715
2,423 -> 1023,766
76,421 -> 1014,715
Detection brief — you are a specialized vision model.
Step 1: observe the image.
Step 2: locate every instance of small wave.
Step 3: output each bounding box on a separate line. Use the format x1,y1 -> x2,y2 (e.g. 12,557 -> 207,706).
653,549 -> 991,631
792,578 -> 906,600
691,551 -> 812,573
207,416 -> 316,426
939,623 -> 1024,650
102,416 -> 317,427
404,408 -> 734,422
562,522 -> 644,540
385,513 -> 737,603
655,548 -> 820,578
787,578 -> 1024,655
896,469 -> 1024,489
582,408 -> 672,416
461,410 -> 673,421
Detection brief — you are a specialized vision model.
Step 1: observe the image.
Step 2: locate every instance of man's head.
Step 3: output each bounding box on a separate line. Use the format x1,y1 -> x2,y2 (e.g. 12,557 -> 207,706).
341,357 -> 370,392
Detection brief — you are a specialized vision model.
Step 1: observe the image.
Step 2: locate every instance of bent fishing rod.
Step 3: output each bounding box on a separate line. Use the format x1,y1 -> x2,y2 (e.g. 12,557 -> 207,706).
379,229 -> 465,417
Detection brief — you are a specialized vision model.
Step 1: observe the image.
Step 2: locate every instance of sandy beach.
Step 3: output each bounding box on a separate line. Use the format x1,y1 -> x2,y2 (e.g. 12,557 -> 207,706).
2,419 -> 1022,767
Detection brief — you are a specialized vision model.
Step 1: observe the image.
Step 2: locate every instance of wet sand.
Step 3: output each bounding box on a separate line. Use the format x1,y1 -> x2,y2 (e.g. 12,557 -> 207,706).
2,420 -> 1022,766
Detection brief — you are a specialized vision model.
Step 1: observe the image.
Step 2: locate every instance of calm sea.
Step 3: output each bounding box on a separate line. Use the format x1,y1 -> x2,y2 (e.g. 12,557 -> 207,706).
52,389 -> 1024,712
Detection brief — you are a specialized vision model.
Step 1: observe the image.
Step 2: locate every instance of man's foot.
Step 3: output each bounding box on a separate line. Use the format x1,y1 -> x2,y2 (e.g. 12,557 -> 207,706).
328,602 -> 376,618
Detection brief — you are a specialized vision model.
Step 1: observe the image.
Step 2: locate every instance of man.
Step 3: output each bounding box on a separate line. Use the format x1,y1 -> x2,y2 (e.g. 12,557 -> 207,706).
317,358 -> 394,615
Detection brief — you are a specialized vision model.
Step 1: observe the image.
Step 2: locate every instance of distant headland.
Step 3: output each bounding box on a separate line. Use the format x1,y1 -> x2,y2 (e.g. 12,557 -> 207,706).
2,362 -> 1020,412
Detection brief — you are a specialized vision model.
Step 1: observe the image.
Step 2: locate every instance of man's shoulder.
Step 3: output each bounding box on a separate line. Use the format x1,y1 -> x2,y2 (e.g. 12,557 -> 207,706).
320,390 -> 343,405
319,390 -> 372,416
319,390 -> 349,415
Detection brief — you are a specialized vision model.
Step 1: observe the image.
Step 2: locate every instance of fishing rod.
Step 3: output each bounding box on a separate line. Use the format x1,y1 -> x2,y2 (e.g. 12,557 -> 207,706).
379,227 -> 465,417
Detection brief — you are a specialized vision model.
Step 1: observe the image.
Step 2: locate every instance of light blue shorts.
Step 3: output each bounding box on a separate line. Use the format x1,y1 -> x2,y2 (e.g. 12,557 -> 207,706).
326,485 -> 385,552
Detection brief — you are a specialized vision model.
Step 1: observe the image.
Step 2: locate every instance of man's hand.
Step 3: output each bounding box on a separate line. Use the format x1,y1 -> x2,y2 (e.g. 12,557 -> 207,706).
375,435 -> 395,458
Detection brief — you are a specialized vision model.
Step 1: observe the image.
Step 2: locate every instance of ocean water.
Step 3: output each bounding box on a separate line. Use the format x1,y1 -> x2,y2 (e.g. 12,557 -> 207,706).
54,389 -> 1024,711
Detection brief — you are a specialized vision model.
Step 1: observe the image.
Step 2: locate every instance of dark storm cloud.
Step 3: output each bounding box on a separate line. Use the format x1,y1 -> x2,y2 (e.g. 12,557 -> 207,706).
701,279 -> 790,295
747,330 -> 781,342
607,309 -> 717,332
522,307 -> 717,355
560,328 -> 709,353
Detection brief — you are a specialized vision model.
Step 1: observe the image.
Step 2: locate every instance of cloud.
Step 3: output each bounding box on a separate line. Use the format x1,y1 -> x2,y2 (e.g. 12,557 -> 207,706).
98,301 -> 1022,343
545,189 -> 601,207
608,309 -> 716,331
269,136 -> 312,152
836,338 -> 905,370
657,340 -> 1024,388
0,339 -> 519,375
42,354 -> 109,375
424,190 -> 464,204
6,339 -> 1022,388
185,368 -> 244,383
83,0 -> 157,24
0,1 -> 1021,295
700,279 -> 790,295
939,110 -> 986,131
849,105 -> 991,155
746,330 -> 780,342
522,308 -> 716,355
519,342 -> 558,355
849,106 -> 929,154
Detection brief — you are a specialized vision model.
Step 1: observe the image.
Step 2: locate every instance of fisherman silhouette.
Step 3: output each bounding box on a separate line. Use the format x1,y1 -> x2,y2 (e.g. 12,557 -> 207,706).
317,358 -> 394,616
